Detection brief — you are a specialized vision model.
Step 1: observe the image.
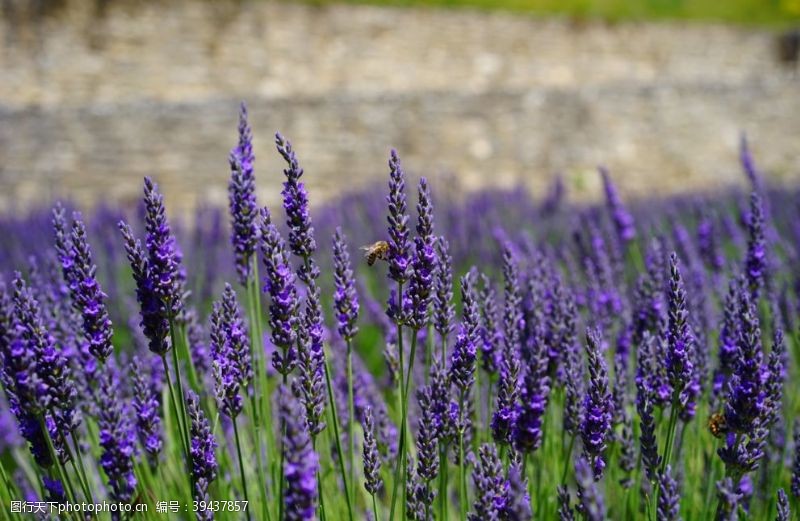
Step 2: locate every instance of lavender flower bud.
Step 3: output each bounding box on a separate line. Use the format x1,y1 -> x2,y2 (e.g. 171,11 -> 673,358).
776,489 -> 789,521
187,390 -> 218,500
599,166 -> 635,244
97,367 -> 136,505
143,176 -> 184,317
449,324 -> 477,394
386,149 -> 411,285
119,221 -> 170,355
715,478 -> 740,521
713,278 -> 740,401
557,485 -> 575,521
636,334 -> 660,482
666,253 -> 696,415
580,328 -> 612,480
469,444 -> 505,521
503,459 -> 532,521
279,385 -> 319,521
260,208 -> 298,375
433,237 -> 455,340
657,466 -> 681,521
210,302 -> 243,419
479,274 -> 501,375
415,386 -> 440,483
130,356 -> 162,467
744,192 -> 767,299
513,328 -> 550,455
362,407 -> 383,495
333,228 -> 359,341
408,177 -> 436,330
575,455 -> 605,521
229,102 -> 259,286
295,278 -> 327,437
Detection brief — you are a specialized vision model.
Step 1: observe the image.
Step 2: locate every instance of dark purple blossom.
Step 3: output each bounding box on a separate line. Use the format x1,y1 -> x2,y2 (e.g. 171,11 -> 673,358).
665,253 -> 697,417
333,228 -> 359,341
210,301 -> 244,419
187,390 -> 217,506
715,478 -> 741,521
512,326 -> 550,455
295,277 -> 327,437
744,191 -> 767,299
776,489 -> 789,521
362,406 -> 383,495
575,455 -> 605,521
657,466 -> 681,521
580,328 -> 612,480
279,385 -> 319,521
713,278 -> 740,401
386,149 -> 411,285
415,385 -> 440,483
130,356 -> 162,467
479,274 -> 501,375
636,333 -> 660,482
433,236 -> 455,342
599,166 -> 635,244
469,444 -> 505,521
97,367 -> 136,507
143,176 -> 184,317
557,486 -> 575,521
791,420 -> 799,498
119,221 -> 170,355
260,208 -> 298,375
229,102 -> 259,286
408,177 -> 436,330
450,324 -> 477,394
503,459 -> 532,521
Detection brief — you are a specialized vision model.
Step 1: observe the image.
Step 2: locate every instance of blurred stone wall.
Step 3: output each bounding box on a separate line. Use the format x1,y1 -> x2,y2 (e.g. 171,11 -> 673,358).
1,0 -> 798,214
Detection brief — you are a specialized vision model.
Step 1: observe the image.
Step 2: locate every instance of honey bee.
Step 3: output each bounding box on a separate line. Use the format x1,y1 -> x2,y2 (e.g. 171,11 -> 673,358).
361,241 -> 390,266
708,412 -> 727,438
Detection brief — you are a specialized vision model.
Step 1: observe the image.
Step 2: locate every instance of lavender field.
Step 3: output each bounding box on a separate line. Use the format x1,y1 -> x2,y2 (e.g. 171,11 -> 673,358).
0,103 -> 798,520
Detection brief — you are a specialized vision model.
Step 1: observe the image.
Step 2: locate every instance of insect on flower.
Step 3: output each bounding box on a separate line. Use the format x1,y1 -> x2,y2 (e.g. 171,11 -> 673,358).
708,412 -> 728,438
361,240 -> 390,266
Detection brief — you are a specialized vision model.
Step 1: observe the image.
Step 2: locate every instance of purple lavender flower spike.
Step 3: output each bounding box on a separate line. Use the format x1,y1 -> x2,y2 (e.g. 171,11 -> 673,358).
739,133 -> 763,191
228,103 -> 259,286
405,458 -> 430,521
635,335 -> 661,484
657,466 -> 681,521
333,228 -> 359,341
557,486 -> 575,521
575,455 -> 605,521
97,367 -> 137,508
492,247 -> 521,445
130,356 -> 162,467
1,278 -> 50,467
479,274 -> 501,375
220,284 -> 253,387
580,328 -> 612,480
276,133 -> 315,257
744,192 -> 767,299
599,166 -> 636,245
723,287 -> 764,436
259,208 -> 298,376
513,327 -> 550,455
362,406 -> 383,495
119,221 -> 170,355
68,214 -> 114,362
449,324 -> 477,394
763,328 -> 785,430
52,204 -> 77,292
503,459 -> 532,521
187,390 -> 217,508
713,278 -> 740,402
295,277 -> 327,436
143,176 -> 184,318
715,478 -> 741,521
408,177 -> 436,331
468,444 -> 505,521
415,385 -> 440,484
279,385 -> 319,521
386,149 -> 411,286
433,236 -> 455,342
665,252 -> 697,417
209,302 -> 244,419
776,489 -> 789,521
13,274 -> 77,462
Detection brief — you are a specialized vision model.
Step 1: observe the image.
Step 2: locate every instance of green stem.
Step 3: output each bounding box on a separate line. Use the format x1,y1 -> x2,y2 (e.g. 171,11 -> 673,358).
389,283 -> 405,521
439,444 -> 449,521
161,354 -> 192,499
655,400 -> 680,515
323,353 -> 355,520
561,435 -> 575,485
232,418 -> 252,520
459,391 -> 467,521
63,434 -> 92,503
245,265 -> 271,521
372,492 -> 380,521
346,338 -> 357,509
